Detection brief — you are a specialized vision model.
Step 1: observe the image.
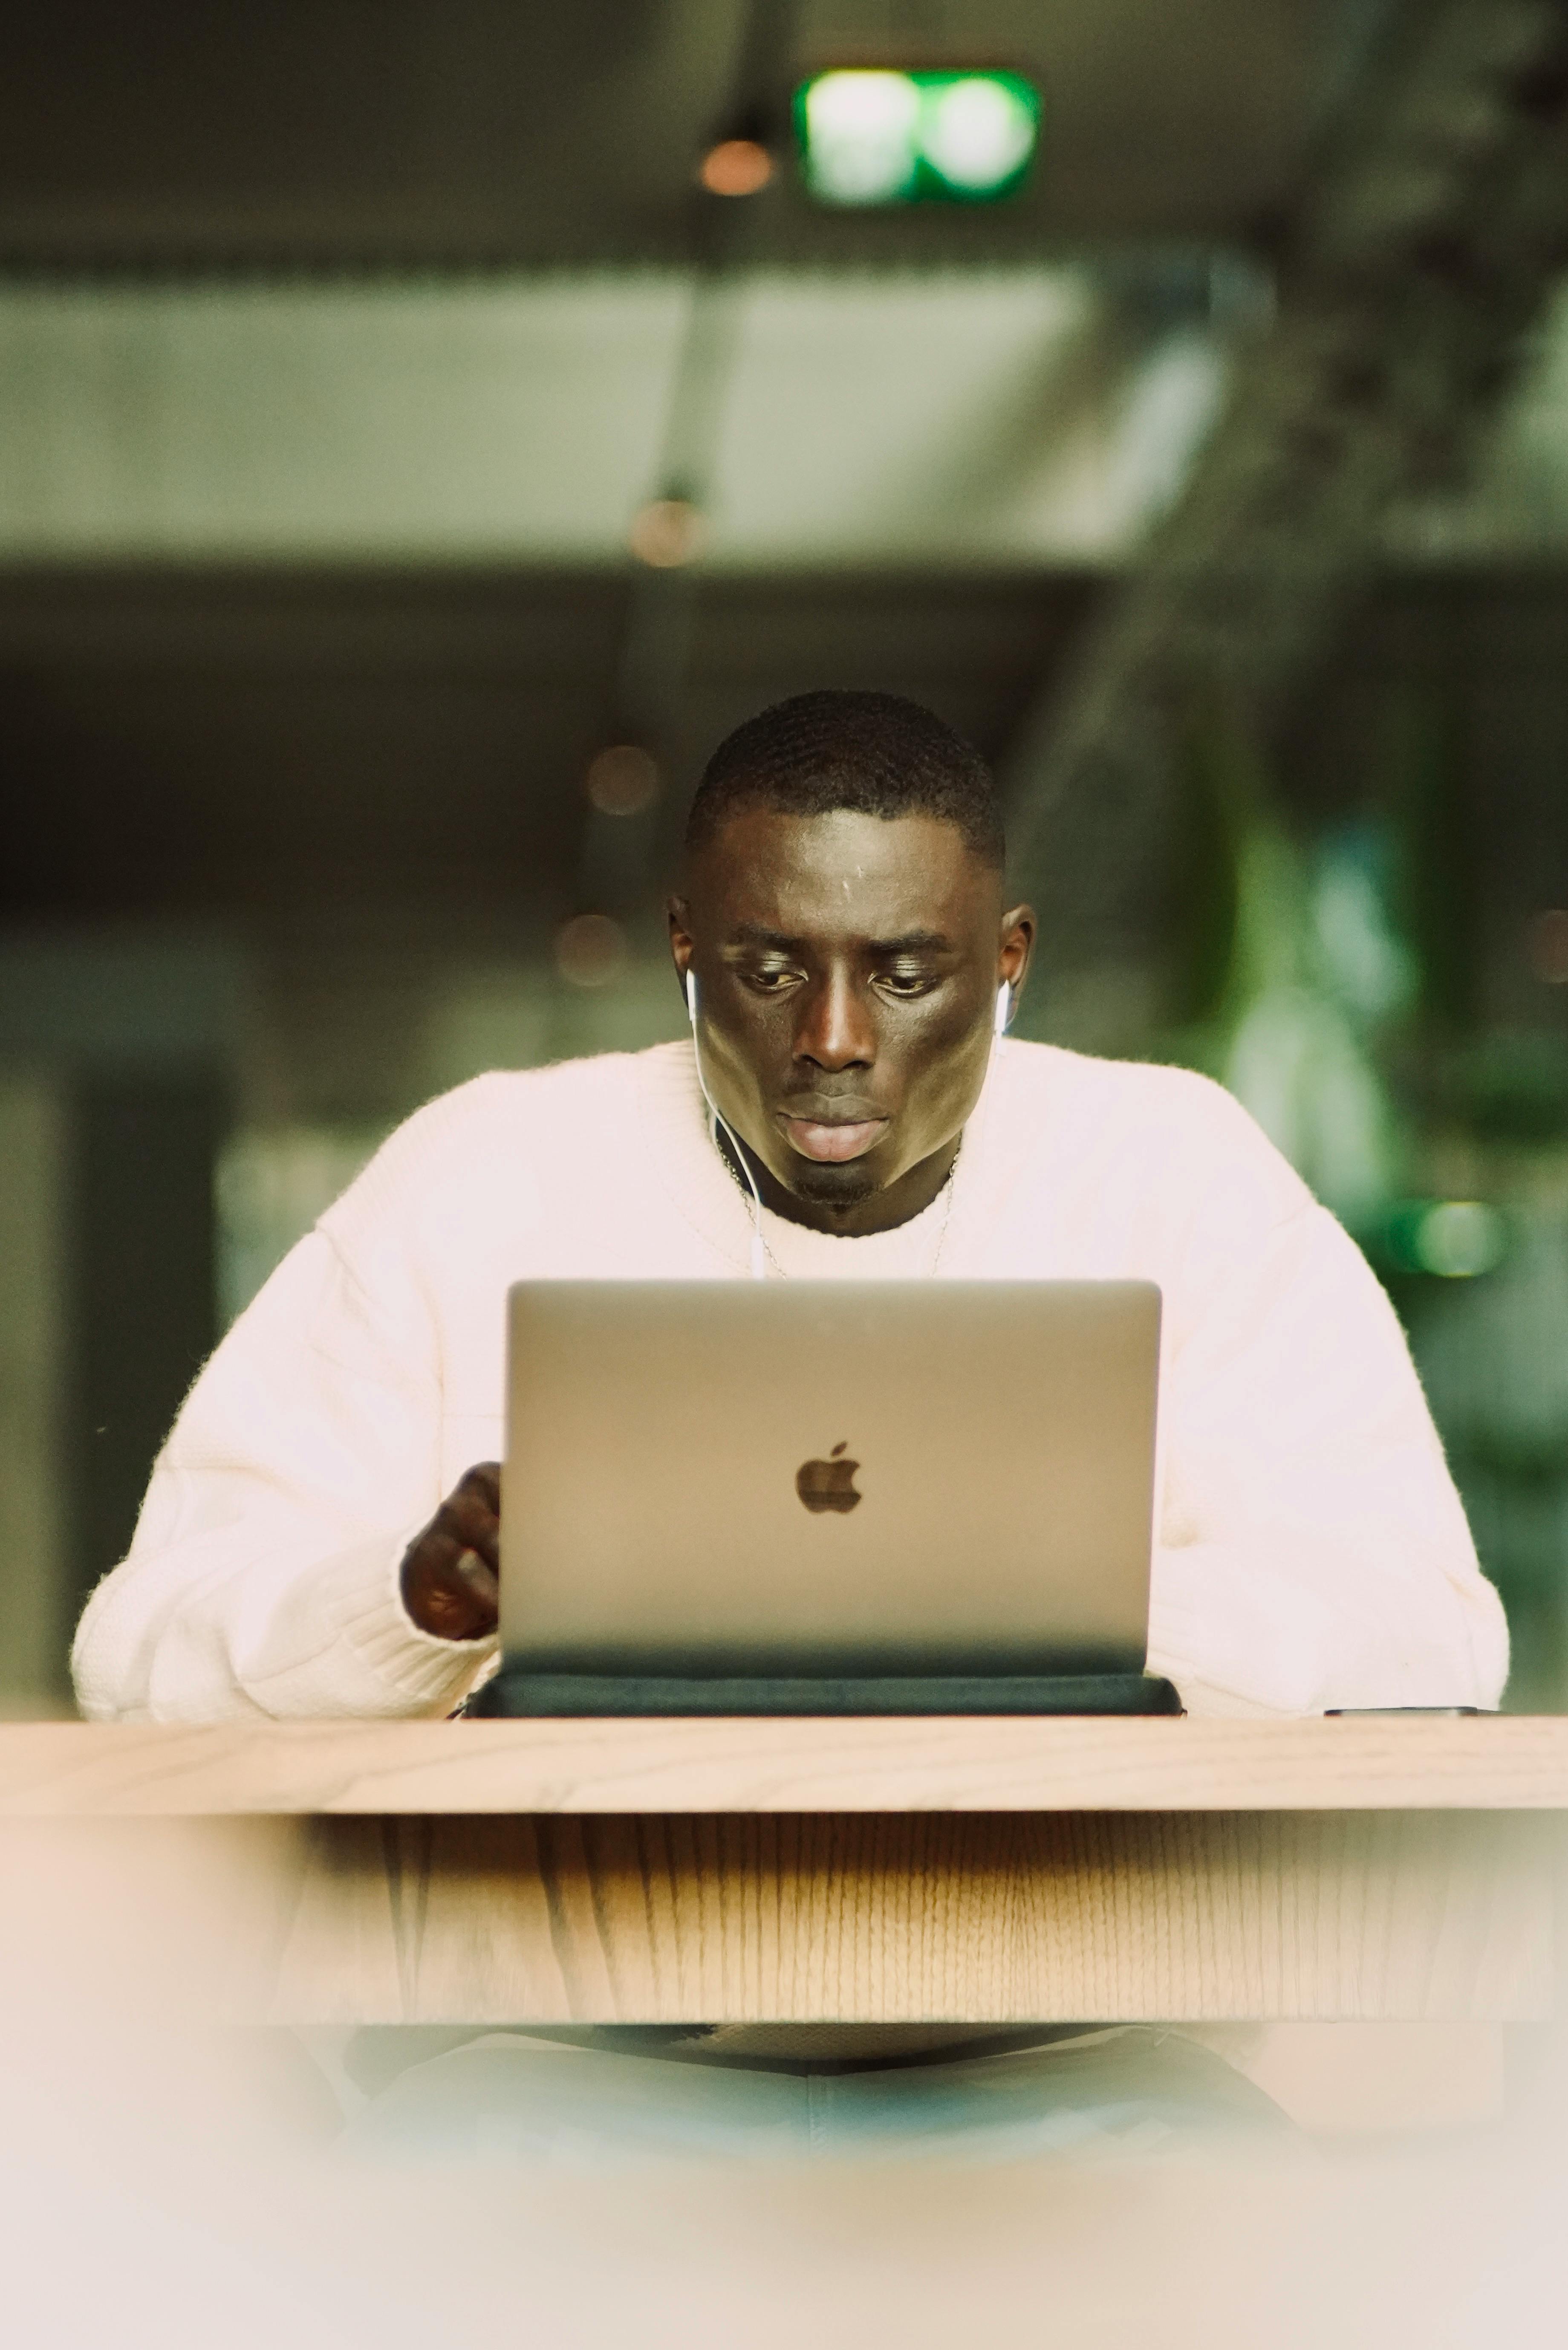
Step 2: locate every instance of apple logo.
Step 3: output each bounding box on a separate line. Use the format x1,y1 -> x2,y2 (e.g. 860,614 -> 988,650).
795,1440 -> 862,1515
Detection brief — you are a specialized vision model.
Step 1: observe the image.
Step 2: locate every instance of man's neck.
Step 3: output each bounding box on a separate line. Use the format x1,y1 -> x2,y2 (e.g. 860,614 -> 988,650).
716,1127 -> 962,1238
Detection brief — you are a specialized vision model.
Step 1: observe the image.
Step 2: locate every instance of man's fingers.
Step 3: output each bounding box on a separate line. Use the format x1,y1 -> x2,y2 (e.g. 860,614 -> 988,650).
442,1467 -> 502,1567
398,1463 -> 504,1639
462,1462 -> 502,1515
402,1535 -> 500,1640
449,1546 -> 500,1607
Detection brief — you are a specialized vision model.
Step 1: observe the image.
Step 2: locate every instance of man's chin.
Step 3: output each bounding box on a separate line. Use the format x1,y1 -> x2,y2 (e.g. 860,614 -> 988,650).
785,1159 -> 881,1211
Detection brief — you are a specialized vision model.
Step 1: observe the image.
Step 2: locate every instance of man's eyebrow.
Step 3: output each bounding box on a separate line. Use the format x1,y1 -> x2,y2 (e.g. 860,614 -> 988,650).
725,925 -> 957,954
727,924 -> 802,950
869,930 -> 953,954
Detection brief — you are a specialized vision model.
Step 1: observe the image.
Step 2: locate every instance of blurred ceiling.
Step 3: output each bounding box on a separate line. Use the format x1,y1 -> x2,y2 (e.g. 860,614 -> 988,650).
5,0 -> 1565,990
0,0 -> 1342,269
0,271 -> 1233,567
0,0 -> 1331,945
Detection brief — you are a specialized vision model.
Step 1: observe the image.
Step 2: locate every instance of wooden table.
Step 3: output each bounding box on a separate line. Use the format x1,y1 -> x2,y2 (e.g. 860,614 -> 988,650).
0,1716 -> 1562,2027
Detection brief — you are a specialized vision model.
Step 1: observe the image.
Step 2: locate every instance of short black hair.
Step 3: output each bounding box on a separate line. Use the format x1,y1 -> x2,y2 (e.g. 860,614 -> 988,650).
685,689 -> 1004,869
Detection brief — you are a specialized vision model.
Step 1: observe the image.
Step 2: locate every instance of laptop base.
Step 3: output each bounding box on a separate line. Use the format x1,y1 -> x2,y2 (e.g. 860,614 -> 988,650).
467,1671 -> 1183,1718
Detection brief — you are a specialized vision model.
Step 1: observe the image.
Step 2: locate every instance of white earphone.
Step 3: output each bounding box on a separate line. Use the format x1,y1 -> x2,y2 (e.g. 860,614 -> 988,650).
994,982 -> 1012,1038
686,970 -> 767,1279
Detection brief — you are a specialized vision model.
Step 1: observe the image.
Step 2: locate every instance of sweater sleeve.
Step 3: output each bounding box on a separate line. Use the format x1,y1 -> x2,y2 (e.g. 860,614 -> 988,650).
1146,1182 -> 1509,1717
70,1226 -> 494,1724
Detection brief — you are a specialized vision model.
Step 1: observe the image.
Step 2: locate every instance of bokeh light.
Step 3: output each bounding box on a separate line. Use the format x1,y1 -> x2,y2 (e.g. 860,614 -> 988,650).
798,70 -> 1040,207
585,744 -> 660,817
921,77 -> 1037,193
1387,1199 -> 1509,1279
1417,1201 -> 1507,1278
555,913 -> 629,989
801,72 -> 921,206
628,497 -> 705,568
699,139 -> 773,198
1527,908 -> 1568,984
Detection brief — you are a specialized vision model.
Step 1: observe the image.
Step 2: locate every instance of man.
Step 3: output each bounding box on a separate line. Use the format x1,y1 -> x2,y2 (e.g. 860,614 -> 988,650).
70,687 -> 1506,2161
74,687 -> 1507,1724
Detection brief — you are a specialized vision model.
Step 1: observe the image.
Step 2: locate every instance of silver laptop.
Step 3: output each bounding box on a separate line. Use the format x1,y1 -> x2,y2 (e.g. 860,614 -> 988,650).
500,1281 -> 1161,1682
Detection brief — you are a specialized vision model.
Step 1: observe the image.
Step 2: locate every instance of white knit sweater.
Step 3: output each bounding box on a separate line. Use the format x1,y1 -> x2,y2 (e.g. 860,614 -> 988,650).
72,1038 -> 1508,1722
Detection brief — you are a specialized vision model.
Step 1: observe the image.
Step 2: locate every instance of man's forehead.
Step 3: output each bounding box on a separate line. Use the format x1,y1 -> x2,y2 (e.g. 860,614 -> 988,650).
693,806 -> 996,929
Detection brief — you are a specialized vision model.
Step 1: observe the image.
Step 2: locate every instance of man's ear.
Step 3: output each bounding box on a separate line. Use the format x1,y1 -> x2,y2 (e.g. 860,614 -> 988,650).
1000,903 -> 1036,1003
668,897 -> 695,997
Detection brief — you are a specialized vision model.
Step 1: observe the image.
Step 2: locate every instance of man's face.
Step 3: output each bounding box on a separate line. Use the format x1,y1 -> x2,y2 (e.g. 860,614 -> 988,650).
669,806 -> 1033,1233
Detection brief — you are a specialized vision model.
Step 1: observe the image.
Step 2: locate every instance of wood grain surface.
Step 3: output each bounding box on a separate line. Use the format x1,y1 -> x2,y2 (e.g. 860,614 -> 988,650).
6,1715 -> 1568,1815
257,1809 -> 1555,2023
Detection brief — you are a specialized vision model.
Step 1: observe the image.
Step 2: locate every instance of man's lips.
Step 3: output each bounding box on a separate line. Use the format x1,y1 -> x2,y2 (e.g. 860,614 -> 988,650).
778,1112 -> 889,1163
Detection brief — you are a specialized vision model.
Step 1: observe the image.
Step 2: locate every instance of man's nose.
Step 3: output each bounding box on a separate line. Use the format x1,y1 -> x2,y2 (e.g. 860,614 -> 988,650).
795,971 -> 875,1069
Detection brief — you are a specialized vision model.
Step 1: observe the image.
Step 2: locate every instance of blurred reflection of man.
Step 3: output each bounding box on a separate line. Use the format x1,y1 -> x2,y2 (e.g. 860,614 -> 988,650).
70,688 -> 1507,2160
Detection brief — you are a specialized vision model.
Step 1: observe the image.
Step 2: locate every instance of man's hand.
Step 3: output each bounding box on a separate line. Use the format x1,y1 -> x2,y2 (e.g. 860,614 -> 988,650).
399,1462 -> 501,1640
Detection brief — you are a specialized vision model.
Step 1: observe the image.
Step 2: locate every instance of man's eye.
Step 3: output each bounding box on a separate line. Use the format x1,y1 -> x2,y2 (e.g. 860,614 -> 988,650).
745,966 -> 800,992
876,969 -> 937,997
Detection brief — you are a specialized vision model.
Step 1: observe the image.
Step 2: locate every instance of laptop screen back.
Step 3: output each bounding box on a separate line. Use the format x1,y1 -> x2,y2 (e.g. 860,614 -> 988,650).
502,1279 -> 1161,1679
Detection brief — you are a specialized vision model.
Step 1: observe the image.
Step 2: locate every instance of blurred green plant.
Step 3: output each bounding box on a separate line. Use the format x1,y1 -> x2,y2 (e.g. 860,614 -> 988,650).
1439,1032 -> 1568,1145
1164,698 -> 1409,1228
1382,687 -> 1480,1040
1160,688 -> 1568,1709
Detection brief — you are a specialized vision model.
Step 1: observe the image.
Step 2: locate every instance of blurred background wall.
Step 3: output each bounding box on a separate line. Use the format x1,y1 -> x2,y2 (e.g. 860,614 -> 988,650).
3,0 -> 1568,1709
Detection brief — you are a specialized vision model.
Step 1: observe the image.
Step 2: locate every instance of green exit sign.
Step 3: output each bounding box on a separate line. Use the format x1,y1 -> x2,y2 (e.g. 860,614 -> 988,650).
796,70 -> 1041,207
